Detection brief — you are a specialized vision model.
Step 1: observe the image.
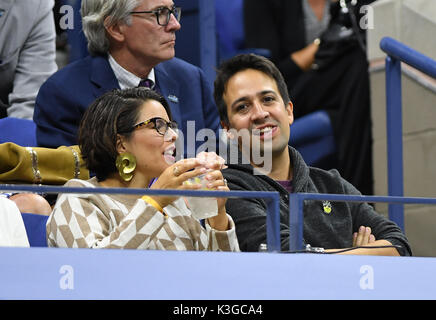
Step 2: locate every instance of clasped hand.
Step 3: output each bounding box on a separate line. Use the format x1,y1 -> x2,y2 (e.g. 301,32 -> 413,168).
149,152 -> 229,212
353,225 -> 376,247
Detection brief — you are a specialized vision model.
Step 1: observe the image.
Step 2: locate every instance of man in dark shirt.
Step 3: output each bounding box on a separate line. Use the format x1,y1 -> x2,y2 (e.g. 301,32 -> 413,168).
213,53 -> 411,256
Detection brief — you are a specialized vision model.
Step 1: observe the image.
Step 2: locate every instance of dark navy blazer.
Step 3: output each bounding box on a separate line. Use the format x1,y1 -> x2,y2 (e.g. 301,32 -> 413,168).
34,55 -> 221,157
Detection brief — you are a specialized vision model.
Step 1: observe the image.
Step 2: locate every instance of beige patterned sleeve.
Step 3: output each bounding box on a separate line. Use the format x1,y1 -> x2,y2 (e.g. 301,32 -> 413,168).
204,215 -> 240,252
46,192 -> 166,249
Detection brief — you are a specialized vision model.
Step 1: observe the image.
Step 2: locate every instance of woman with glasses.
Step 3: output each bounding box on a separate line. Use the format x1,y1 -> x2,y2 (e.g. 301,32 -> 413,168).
47,88 -> 239,251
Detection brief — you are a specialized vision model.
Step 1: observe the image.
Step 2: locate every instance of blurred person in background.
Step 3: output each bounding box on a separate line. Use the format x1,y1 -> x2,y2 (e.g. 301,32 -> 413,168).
0,0 -> 57,119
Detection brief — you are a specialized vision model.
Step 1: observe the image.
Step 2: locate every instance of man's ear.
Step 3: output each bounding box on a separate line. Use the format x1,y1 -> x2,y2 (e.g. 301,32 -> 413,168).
221,121 -> 234,140
104,17 -> 125,43
286,101 -> 294,126
220,121 -> 229,132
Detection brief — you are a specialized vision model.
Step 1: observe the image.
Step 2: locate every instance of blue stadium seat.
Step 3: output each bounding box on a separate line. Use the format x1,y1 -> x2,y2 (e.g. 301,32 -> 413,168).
21,213 -> 49,247
215,0 -> 271,62
291,111 -> 337,167
174,0 -> 217,86
65,0 -> 89,62
0,117 -> 37,147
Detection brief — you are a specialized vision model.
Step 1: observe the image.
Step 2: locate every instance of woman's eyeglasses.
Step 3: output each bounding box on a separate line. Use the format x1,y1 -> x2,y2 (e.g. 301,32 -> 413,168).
133,117 -> 178,136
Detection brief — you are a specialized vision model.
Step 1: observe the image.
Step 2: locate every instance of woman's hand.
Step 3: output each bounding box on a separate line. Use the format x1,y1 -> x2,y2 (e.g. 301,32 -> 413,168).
195,151 -> 229,214
202,167 -> 229,231
149,158 -> 207,208
150,152 -> 230,230
195,151 -> 227,170
194,152 -> 229,231
203,166 -> 229,211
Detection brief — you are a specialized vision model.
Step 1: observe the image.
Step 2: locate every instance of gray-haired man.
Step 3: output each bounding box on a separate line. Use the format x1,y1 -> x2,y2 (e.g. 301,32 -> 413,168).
34,0 -> 220,156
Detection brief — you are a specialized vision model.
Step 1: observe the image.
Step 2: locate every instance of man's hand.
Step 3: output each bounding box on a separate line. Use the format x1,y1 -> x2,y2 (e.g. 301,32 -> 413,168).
326,226 -> 400,256
353,226 -> 376,247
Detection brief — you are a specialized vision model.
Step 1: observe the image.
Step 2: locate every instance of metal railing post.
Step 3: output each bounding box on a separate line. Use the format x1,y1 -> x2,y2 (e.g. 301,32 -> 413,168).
289,194 -> 304,252
385,55 -> 404,230
265,193 -> 281,252
380,37 -> 436,231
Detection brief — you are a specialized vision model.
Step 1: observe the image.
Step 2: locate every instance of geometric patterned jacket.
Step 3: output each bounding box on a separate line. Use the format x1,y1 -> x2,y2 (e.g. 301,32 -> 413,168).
47,178 -> 240,251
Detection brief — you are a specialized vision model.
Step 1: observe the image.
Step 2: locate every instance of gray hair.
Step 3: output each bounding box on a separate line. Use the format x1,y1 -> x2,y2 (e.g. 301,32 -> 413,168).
81,0 -> 141,56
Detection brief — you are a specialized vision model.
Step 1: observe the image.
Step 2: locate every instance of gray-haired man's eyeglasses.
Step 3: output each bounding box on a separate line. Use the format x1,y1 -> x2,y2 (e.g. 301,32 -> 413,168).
129,5 -> 181,26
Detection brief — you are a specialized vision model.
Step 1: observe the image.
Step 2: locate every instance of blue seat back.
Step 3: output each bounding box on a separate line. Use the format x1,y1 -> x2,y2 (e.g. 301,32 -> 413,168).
215,0 -> 271,62
65,0 -> 89,62
175,0 -> 217,86
215,0 -> 245,58
291,110 -> 333,145
21,213 -> 49,247
0,117 -> 37,147
290,110 -> 337,167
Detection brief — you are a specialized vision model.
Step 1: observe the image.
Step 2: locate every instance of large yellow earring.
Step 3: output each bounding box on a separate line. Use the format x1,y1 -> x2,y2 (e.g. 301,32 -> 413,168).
115,152 -> 136,182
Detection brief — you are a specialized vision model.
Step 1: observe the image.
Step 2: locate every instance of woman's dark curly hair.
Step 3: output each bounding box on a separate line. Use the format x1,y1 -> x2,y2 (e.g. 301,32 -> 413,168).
78,87 -> 172,181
